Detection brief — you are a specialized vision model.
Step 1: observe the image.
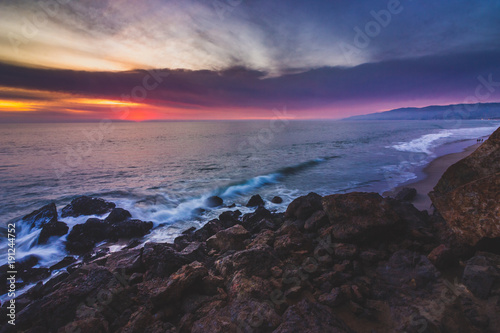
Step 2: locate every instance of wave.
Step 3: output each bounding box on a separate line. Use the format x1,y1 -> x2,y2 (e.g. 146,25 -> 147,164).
390,125 -> 499,154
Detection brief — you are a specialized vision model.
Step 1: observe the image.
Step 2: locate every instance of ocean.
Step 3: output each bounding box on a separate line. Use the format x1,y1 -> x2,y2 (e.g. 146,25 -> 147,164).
0,119 -> 499,276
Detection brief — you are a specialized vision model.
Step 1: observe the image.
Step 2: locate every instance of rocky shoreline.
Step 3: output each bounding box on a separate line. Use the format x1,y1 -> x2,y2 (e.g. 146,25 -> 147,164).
1,127 -> 499,333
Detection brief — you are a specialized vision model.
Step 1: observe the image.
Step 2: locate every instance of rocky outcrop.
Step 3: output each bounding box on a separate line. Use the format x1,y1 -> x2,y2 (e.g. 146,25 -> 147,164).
430,126 -> 500,246
61,195 -> 116,218
21,203 -> 58,229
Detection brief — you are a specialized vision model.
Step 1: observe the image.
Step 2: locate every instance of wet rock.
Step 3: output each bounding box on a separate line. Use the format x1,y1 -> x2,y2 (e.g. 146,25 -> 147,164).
395,187 -> 417,202
65,218 -> 108,254
430,127 -> 500,246
207,225 -> 250,253
205,196 -> 223,208
107,219 -> 153,241
151,261 -> 208,308
49,256 -> 77,271
105,248 -> 143,274
427,244 -> 457,269
322,192 -> 403,242
38,221 -> 68,244
191,219 -> 224,242
22,203 -> 58,229
274,299 -> 354,332
104,208 -> 132,223
180,241 -> 208,263
242,217 -> 278,234
218,210 -> 241,228
248,229 -> 276,248
61,196 -> 116,218
285,192 -> 323,221
241,206 -> 272,226
271,196 -> 283,204
246,194 -> 265,207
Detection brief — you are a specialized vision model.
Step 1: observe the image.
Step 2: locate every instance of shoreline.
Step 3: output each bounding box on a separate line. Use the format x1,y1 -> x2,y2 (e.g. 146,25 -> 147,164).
385,141 -> 482,211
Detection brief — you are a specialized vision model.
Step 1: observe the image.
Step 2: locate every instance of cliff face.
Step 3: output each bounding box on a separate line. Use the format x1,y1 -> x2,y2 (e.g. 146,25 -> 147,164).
430,126 -> 500,246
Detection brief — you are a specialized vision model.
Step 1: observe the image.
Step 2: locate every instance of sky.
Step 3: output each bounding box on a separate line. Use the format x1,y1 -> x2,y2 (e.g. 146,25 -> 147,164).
0,0 -> 499,121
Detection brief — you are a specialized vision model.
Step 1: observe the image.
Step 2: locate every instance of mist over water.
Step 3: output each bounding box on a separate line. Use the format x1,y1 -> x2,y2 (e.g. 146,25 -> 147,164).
0,120 -> 498,274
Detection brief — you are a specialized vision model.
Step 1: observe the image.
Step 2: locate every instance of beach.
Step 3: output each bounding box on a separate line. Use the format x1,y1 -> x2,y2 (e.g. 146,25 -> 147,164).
386,141 -> 482,211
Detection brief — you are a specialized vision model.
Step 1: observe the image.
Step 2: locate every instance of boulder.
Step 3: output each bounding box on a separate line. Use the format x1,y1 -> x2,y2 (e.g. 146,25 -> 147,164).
274,299 -> 354,332
271,196 -> 283,204
49,256 -> 77,271
107,219 -> 153,241
104,208 -> 132,223
151,261 -> 208,308
142,242 -> 190,278
215,245 -> 280,278
66,218 -> 108,254
22,203 -> 58,229
462,253 -> 500,299
427,244 -> 457,270
218,210 -> 241,228
395,187 -> 417,202
322,192 -> 402,242
285,192 -> 323,221
241,206 -> 272,226
38,221 -> 69,244
205,196 -> 223,208
430,127 -> 500,246
207,224 -> 250,252
304,210 -> 329,231
246,194 -> 265,207
61,196 -> 116,218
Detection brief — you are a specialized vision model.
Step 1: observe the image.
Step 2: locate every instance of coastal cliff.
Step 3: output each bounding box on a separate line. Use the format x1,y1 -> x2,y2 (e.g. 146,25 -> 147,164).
1,130 -> 500,333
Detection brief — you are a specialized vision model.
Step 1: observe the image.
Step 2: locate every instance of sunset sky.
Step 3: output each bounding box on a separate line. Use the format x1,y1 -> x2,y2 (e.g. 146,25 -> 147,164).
1,0 -> 500,122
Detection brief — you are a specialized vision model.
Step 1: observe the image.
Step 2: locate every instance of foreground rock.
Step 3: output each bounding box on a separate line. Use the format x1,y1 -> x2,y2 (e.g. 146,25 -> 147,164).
2,136 -> 499,332
430,126 -> 500,246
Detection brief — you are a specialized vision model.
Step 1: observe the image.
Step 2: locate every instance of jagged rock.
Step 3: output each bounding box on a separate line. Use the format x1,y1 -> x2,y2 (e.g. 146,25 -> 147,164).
395,187 -> 417,202
241,206 -> 272,227
65,218 -> 108,254
61,196 -> 116,218
104,248 -> 143,274
274,299 -> 353,332
246,194 -> 265,207
430,127 -> 500,246
218,210 -> 241,228
142,242 -> 190,278
207,224 -> 250,252
462,253 -> 500,299
215,245 -> 280,278
151,261 -> 208,308
191,219 -> 224,242
38,221 -> 69,244
427,244 -> 457,269
107,219 -> 153,241
304,210 -> 329,231
205,196 -> 223,208
322,192 -> 403,242
104,208 -> 132,223
49,256 -> 77,271
274,225 -> 312,257
285,192 -> 323,221
22,203 -> 58,229
271,196 -> 283,204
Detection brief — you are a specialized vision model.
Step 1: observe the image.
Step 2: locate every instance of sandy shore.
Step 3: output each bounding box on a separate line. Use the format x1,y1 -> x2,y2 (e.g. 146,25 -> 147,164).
385,142 -> 481,211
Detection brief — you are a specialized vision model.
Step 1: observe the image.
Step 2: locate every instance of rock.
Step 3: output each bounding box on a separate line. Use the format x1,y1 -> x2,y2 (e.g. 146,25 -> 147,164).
462,253 -> 500,299
105,248 -> 143,274
274,299 -> 354,332
49,256 -> 77,271
65,218 -> 108,254
215,245 -> 280,278
218,210 -> 242,228
430,127 -> 500,246
322,192 -> 403,242
61,196 -> 116,218
151,261 -> 208,308
142,242 -> 190,278
427,244 -> 457,269
205,196 -> 223,208
395,187 -> 417,202
180,241 -> 208,263
107,219 -> 153,241
304,210 -> 329,231
207,224 -> 250,252
318,287 -> 349,307
248,229 -> 276,248
271,196 -> 283,204
285,192 -> 323,221
191,219 -> 224,242
246,194 -> 265,207
241,206 -> 272,226
22,203 -> 58,229
104,208 -> 132,223
274,226 -> 311,257
38,221 -> 69,244
334,243 -> 358,260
